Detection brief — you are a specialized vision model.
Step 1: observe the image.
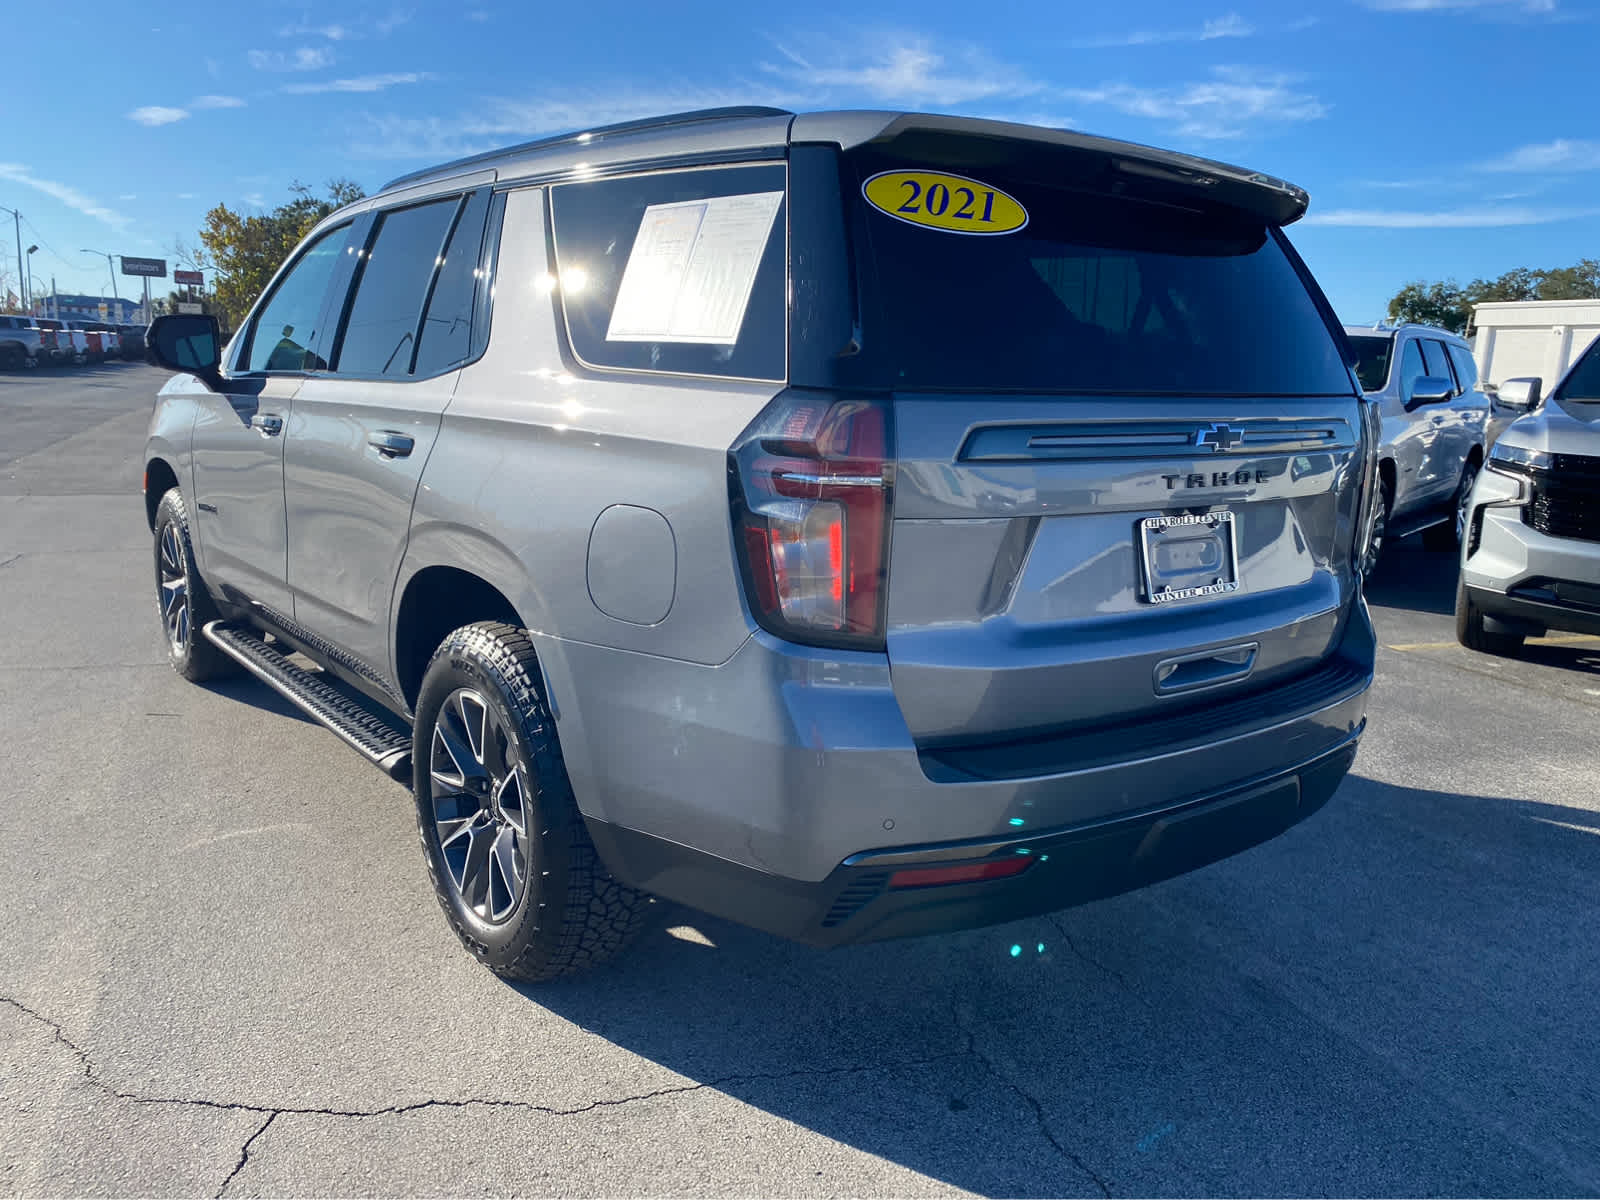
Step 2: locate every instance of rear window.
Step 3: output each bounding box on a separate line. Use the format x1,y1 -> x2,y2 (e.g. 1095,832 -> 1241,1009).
851,160 -> 1351,396
1349,334 -> 1394,393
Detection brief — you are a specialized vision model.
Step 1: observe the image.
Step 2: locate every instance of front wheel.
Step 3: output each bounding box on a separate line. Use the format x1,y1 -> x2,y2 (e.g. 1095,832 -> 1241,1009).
1424,460 -> 1480,552
152,488 -> 236,682
413,622 -> 648,982
1455,576 -> 1523,656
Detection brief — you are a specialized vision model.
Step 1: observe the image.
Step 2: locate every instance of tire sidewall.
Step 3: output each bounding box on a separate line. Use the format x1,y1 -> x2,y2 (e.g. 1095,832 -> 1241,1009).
413,637 -> 565,967
154,490 -> 204,677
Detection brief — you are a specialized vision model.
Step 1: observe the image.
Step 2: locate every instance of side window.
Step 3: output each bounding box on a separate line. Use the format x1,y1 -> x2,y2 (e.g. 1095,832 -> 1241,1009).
414,189 -> 490,377
1420,338 -> 1454,389
1399,339 -> 1427,400
243,225 -> 349,373
335,198 -> 460,377
1446,343 -> 1479,393
1558,337 -> 1600,402
549,164 -> 787,380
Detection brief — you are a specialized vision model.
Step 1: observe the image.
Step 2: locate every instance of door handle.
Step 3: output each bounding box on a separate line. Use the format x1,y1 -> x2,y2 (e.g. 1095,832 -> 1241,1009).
1154,643 -> 1258,695
250,413 -> 284,437
367,430 -> 415,459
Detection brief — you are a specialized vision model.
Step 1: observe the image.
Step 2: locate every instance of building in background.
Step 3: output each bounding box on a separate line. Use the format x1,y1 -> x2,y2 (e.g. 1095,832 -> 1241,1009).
29,293 -> 143,323
1474,299 -> 1600,390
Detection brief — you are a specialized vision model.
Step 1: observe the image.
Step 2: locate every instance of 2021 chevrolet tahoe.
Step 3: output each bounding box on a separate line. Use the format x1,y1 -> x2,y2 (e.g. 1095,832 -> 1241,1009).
143,108 -> 1378,980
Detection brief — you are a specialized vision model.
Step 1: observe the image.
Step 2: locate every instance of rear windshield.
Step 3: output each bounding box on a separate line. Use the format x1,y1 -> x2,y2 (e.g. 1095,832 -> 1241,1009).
1348,333 -> 1395,392
851,159 -> 1352,396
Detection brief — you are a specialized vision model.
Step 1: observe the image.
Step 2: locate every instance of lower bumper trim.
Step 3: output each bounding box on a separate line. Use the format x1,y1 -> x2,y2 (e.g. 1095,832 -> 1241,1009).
586,729 -> 1362,948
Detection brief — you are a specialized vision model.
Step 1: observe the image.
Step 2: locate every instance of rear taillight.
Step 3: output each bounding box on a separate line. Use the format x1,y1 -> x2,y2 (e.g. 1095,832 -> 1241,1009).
729,389 -> 893,651
1353,394 -> 1382,575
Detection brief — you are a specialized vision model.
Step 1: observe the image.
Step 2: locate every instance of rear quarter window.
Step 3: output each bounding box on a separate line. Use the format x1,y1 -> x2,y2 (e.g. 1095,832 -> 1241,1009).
548,164 -> 786,381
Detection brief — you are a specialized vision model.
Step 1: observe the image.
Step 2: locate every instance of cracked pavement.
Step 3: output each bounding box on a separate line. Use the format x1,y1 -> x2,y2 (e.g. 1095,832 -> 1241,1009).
2,367 -> 1598,1196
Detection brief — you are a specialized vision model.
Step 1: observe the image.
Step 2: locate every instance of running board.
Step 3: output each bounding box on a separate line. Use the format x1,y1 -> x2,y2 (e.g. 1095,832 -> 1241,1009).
203,621 -> 413,783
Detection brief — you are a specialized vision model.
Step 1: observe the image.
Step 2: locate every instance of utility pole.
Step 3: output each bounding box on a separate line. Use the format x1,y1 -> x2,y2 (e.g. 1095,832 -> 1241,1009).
2,206 -> 25,310
80,249 -> 120,308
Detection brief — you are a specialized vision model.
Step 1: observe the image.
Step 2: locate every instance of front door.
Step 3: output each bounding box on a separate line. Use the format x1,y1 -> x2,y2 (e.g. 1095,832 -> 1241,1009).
284,190 -> 490,686
189,222 -> 353,618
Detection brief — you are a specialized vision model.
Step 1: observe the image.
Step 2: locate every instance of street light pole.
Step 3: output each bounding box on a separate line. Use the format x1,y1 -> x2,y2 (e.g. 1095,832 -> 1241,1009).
81,248 -> 120,308
1,206 -> 25,309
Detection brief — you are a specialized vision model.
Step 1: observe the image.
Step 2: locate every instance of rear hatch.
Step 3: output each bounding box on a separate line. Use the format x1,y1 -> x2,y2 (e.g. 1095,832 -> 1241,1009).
840,131 -> 1365,747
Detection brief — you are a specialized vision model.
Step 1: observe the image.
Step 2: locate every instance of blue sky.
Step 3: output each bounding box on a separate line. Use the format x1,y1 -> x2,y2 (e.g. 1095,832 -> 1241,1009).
3,0 -> 1595,321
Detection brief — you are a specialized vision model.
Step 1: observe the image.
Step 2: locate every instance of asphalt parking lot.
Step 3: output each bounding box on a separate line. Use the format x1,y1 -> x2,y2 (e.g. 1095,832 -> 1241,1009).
2,365 -> 1597,1198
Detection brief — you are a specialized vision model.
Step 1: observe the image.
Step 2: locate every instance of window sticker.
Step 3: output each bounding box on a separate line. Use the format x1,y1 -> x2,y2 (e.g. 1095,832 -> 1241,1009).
861,170 -> 1028,236
605,190 -> 784,345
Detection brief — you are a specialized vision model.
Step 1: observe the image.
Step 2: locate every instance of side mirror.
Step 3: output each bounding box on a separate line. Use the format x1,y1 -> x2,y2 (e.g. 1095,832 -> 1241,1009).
146,313 -> 223,391
1494,377 -> 1541,412
1405,375 -> 1454,409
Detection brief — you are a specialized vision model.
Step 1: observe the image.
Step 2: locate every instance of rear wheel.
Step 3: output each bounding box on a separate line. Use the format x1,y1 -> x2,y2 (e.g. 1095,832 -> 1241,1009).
1455,576 -> 1523,656
413,622 -> 648,982
1361,482 -> 1393,576
1424,460 -> 1480,552
152,488 -> 236,682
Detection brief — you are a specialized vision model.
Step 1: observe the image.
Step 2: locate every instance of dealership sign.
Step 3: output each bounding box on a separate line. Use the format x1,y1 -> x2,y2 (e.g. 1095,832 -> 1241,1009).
174,269 -> 204,287
120,256 -> 167,278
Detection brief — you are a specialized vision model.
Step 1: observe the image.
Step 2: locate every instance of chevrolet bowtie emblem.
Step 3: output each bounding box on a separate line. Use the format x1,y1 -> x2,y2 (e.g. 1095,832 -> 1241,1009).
1195,423 -> 1243,451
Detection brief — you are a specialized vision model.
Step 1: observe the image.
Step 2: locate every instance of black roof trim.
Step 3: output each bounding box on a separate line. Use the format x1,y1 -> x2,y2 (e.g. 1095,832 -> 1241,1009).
379,106 -> 794,192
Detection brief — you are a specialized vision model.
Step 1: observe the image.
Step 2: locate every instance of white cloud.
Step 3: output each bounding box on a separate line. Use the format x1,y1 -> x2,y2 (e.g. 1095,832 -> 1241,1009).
119,193 -> 137,200
762,35 -> 1040,106
191,94 -> 246,109
1068,12 -> 1255,48
248,46 -> 335,71
284,72 -> 432,95
1478,138 -> 1600,172
279,21 -> 351,39
128,105 -> 189,126
375,8 -> 413,35
0,163 -> 128,230
178,192 -> 196,200
466,9 -> 490,20
243,193 -> 267,207
1359,0 -> 1557,11
1064,66 -> 1326,138
1304,204 -> 1598,228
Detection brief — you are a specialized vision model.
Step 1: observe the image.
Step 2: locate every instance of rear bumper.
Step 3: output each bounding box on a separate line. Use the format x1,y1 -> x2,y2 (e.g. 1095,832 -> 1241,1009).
539,596 -> 1372,940
587,731 -> 1360,946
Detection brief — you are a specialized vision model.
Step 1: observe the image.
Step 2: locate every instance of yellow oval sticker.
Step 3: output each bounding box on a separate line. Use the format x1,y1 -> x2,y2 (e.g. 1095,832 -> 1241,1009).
862,171 -> 1028,236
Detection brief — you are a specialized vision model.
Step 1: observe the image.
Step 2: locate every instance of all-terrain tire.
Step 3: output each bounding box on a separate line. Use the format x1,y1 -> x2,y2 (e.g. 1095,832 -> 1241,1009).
1455,575 -> 1524,656
413,621 -> 648,982
152,487 -> 238,682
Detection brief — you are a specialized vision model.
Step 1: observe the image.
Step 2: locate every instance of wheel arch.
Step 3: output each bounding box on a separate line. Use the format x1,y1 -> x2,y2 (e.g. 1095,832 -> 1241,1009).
144,457 -> 180,530
392,544 -> 534,710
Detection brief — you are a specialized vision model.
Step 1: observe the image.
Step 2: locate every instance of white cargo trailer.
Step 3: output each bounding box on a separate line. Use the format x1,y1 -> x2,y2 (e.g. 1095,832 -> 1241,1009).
1473,299 -> 1600,391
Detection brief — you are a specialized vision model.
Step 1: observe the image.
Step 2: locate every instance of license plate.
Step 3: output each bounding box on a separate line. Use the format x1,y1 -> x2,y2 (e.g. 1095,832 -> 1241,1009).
1138,511 -> 1239,604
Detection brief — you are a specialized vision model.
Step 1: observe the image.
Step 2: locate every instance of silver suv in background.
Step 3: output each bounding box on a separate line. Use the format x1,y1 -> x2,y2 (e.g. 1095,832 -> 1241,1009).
1457,345 -> 1600,654
1345,322 -> 1489,569
0,315 -> 47,369
143,107 -> 1377,981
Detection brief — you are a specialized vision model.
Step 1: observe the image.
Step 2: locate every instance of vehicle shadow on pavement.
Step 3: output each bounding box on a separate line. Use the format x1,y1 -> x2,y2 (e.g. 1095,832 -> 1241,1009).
1363,540 -> 1458,616
514,775 -> 1600,1197
202,675 -> 319,726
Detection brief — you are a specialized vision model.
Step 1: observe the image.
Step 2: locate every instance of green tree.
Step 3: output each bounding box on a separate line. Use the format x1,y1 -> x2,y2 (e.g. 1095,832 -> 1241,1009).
196,179 -> 364,331
1387,280 -> 1469,334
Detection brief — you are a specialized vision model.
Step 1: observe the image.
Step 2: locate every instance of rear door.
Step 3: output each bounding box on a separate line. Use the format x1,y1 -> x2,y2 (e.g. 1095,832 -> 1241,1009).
189,222 -> 352,616
840,147 -> 1363,745
1418,338 -> 1462,502
284,188 -> 492,685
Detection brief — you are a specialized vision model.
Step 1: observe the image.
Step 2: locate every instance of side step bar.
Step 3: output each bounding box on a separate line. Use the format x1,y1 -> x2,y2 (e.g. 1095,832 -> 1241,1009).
203,621 -> 413,783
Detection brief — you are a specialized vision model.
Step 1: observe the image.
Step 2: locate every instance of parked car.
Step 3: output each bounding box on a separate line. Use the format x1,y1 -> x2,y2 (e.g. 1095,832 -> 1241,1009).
1344,322 -> 1490,569
143,106 -> 1378,981
32,318 -> 72,364
92,325 -> 121,359
116,323 -> 147,360
0,315 -> 47,369
1456,342 -> 1600,654
54,320 -> 91,364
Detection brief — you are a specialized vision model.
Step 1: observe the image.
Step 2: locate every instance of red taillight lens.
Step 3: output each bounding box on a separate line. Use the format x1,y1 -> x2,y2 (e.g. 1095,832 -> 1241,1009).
730,389 -> 893,651
888,856 -> 1034,890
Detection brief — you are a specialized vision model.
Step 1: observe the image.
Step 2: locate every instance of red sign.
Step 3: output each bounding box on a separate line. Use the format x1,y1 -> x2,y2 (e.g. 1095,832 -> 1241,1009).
174,269 -> 204,287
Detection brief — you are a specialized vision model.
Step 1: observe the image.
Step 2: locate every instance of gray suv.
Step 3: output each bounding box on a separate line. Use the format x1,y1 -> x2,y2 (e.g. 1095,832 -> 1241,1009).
142,107 -> 1377,980
1345,322 -> 1490,569
1457,346 -> 1600,654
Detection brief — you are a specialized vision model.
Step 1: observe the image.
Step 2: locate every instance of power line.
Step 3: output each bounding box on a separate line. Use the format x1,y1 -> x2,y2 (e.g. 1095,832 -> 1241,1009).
20,217 -> 78,271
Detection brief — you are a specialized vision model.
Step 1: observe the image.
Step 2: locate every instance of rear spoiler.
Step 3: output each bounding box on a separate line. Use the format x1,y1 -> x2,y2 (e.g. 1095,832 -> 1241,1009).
791,111 -> 1310,227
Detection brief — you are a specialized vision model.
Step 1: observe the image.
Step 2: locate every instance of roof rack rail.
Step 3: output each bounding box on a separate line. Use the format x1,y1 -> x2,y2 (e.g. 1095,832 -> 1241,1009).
379,105 -> 795,192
